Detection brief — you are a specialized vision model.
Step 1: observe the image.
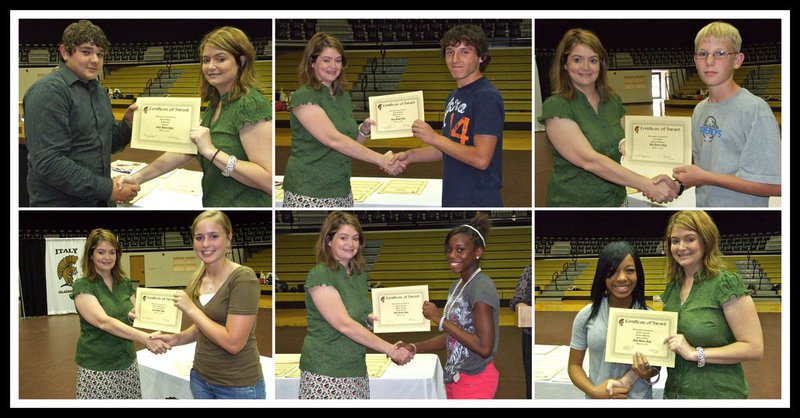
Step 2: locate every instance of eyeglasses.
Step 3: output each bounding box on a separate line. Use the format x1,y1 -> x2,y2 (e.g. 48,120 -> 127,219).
694,50 -> 738,60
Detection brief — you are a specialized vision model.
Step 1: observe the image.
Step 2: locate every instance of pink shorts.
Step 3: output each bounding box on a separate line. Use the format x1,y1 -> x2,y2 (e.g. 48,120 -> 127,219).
445,361 -> 499,399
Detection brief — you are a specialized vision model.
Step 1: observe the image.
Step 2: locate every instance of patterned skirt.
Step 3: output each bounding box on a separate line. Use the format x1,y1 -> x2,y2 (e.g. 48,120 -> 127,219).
283,191 -> 354,208
76,361 -> 142,399
298,370 -> 370,399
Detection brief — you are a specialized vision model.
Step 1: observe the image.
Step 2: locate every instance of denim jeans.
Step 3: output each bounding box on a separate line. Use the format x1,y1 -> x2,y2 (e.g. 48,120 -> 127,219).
189,369 -> 266,399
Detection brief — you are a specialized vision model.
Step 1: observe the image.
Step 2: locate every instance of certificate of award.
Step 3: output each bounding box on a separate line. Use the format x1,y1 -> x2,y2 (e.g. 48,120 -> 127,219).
368,91 -> 425,139
350,180 -> 383,203
131,97 -> 202,154
133,288 -> 183,334
366,354 -> 392,377
516,303 -> 532,328
605,308 -> 678,367
371,285 -> 430,333
622,116 -> 692,178
377,179 -> 428,195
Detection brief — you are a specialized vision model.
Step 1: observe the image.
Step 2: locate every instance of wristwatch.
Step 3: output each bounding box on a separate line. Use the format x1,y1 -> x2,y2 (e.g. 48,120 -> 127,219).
696,346 -> 706,367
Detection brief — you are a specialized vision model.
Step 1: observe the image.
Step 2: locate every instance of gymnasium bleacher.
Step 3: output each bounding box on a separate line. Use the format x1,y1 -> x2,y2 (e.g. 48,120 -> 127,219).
274,19 -> 531,128
274,211 -> 532,306
534,231 -> 781,301
19,34 -> 272,127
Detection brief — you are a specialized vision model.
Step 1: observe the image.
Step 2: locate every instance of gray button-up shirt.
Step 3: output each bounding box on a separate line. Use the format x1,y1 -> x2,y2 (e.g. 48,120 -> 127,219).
23,65 -> 131,206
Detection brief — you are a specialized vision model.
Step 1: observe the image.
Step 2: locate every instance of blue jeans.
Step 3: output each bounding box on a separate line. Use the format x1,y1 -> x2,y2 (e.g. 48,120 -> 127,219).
189,369 -> 266,399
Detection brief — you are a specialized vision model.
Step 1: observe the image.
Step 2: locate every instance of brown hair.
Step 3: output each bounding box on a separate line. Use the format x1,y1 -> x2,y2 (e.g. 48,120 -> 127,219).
315,211 -> 365,273
440,24 -> 491,72
664,210 -> 726,284
298,33 -> 350,92
81,228 -> 125,283
550,28 -> 614,102
185,210 -> 234,298
199,26 -> 260,104
60,20 -> 109,63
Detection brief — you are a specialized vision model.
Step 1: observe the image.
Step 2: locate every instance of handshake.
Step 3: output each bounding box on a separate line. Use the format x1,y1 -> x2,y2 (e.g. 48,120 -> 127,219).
378,151 -> 410,176
639,174 -> 681,204
619,138 -> 689,205
389,341 -> 417,366
111,175 -> 141,204
128,307 -> 173,355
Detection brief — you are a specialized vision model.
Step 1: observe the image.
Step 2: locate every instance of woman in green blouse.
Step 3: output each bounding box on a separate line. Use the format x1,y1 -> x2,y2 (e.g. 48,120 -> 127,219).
70,228 -> 169,399
658,210 -> 763,398
120,26 -> 272,207
298,211 -> 412,399
282,33 -> 404,208
538,28 -> 676,207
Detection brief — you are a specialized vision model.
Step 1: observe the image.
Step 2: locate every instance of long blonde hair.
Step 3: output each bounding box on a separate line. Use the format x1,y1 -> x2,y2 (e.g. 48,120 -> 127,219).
664,210 -> 726,284
185,210 -> 233,298
81,228 -> 126,283
199,26 -> 260,104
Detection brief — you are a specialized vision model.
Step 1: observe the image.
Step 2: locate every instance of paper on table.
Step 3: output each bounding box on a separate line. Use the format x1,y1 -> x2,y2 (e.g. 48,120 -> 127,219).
534,365 -> 564,381
350,180 -> 383,203
550,367 -> 573,383
275,363 -> 300,378
161,169 -> 202,196
378,179 -> 428,195
273,183 -> 284,201
366,354 -> 392,378
128,178 -> 160,204
534,345 -> 558,356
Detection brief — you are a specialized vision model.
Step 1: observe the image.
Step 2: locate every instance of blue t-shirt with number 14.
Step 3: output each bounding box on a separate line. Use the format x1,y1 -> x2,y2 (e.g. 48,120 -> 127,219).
441,76 -> 504,207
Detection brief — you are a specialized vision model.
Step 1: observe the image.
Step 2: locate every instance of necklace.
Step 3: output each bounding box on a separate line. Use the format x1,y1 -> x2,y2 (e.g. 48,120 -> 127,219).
442,268 -> 482,325
203,260 -> 232,293
442,267 -> 481,384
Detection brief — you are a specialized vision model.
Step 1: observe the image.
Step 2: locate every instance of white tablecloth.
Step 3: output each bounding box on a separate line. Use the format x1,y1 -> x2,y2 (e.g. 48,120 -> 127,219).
274,353 -> 446,399
112,160 -> 203,208
627,187 -> 780,207
137,342 -> 274,399
534,345 -> 665,399
274,175 -> 442,207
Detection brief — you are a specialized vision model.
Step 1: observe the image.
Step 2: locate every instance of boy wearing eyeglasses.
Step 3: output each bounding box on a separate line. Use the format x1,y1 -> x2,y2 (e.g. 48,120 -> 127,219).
669,21 -> 781,207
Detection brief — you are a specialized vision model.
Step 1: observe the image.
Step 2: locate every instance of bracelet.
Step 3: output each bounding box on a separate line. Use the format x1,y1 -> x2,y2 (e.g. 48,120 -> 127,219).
438,317 -> 445,332
210,149 -> 221,163
221,155 -> 238,178
696,346 -> 706,368
358,122 -> 370,137
677,180 -> 686,196
643,368 -> 661,386
409,343 -> 417,354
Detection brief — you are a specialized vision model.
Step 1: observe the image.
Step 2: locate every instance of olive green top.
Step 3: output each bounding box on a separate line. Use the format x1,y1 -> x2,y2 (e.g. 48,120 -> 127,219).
192,266 -> 263,387
300,263 -> 371,377
661,270 -> 752,399
283,85 -> 359,198
70,276 -> 136,371
539,90 -> 626,207
197,89 -> 272,207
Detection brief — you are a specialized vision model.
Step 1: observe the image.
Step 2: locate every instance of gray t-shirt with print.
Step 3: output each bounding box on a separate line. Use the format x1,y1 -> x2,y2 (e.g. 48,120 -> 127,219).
443,271 -> 500,383
692,88 -> 781,207
570,297 -> 653,399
